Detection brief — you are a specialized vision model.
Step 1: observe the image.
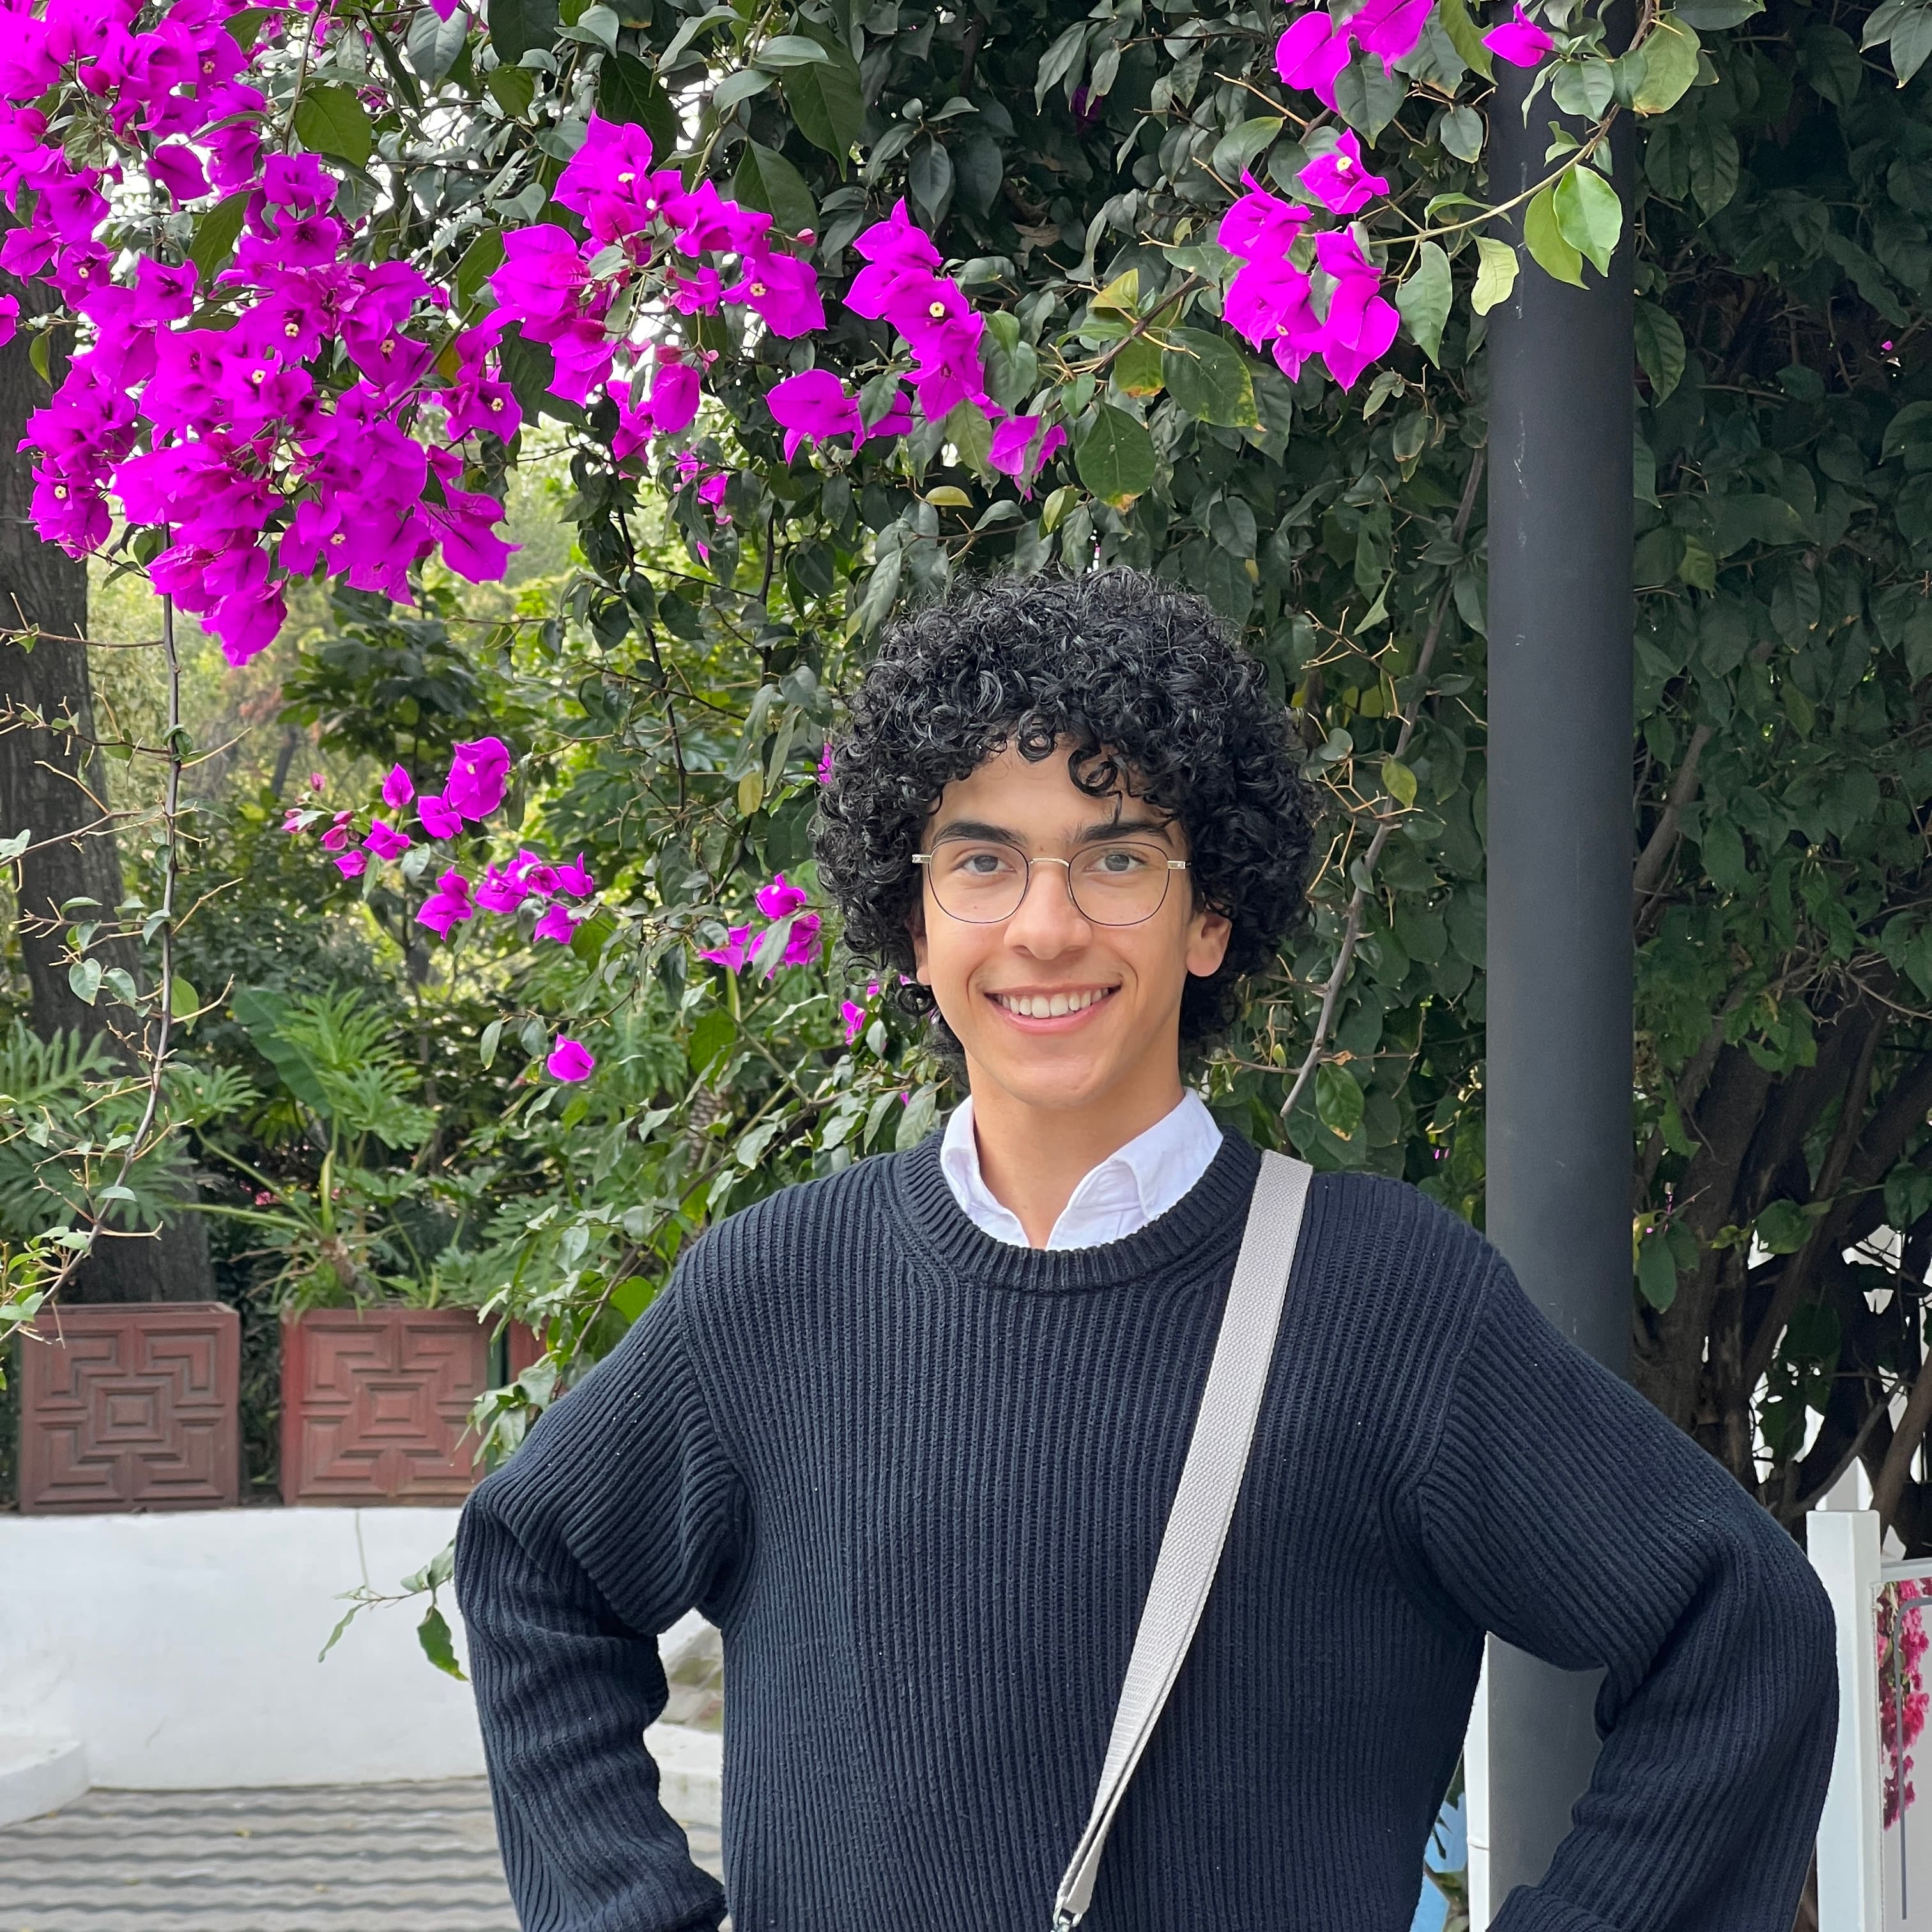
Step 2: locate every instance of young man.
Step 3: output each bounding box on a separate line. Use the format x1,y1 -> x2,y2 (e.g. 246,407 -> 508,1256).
456,571 -> 1836,1932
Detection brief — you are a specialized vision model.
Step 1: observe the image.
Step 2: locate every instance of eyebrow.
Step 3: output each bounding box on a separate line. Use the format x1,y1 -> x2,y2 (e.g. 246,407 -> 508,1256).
927,813 -> 1177,849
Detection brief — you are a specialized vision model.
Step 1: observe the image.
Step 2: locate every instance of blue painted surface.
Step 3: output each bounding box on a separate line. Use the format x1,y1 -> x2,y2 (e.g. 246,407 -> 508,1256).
1410,1794 -> 1466,1932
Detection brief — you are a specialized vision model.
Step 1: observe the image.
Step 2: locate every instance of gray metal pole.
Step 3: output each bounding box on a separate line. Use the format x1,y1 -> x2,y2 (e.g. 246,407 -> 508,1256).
1481,54 -> 1635,1907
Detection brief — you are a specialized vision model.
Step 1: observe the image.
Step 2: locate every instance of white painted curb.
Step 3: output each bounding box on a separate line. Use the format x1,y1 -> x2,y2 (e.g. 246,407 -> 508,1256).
0,1735 -> 88,1827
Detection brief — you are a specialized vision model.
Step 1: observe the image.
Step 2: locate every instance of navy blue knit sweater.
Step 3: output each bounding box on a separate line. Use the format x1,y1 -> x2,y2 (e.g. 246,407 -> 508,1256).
454,1129 -> 1837,1932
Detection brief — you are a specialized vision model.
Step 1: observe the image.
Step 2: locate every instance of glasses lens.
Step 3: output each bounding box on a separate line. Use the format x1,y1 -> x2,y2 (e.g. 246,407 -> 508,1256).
1070,841 -> 1173,925
926,843 -> 1028,923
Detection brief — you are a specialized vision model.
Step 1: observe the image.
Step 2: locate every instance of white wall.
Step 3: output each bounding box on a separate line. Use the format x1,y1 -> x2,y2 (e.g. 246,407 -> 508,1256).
0,1507 -> 484,1788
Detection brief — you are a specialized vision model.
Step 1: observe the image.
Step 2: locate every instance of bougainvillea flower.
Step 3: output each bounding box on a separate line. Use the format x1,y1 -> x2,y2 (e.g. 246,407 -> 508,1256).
645,358 -> 702,438
381,765 -> 414,812
149,143 -> 208,202
841,999 -> 866,1045
1218,176 -> 1314,262
418,793 -> 463,839
766,368 -> 862,463
474,863 -> 530,914
725,252 -> 824,337
700,923 -> 756,972
1275,10 -> 1352,107
987,414 -> 1068,495
1299,132 -> 1390,215
553,115 -> 658,243
1349,0 -> 1435,69
756,872 -> 809,919
417,869 -> 475,937
1483,4 -> 1556,65
546,1034 -> 595,1082
1225,257 -> 1319,352
817,744 -> 834,783
1310,229 -> 1401,389
778,912 -> 824,969
336,850 -> 367,878
363,818 -> 410,860
553,854 -> 595,898
443,736 -> 510,820
0,295 -> 19,350
319,811 -> 353,851
909,319 -> 988,422
533,903 -> 580,944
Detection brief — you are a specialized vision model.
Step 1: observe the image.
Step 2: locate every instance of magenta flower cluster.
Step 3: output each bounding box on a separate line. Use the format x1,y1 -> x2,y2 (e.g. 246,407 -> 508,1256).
284,735 -> 598,948
0,4 -> 523,668
699,871 -> 825,976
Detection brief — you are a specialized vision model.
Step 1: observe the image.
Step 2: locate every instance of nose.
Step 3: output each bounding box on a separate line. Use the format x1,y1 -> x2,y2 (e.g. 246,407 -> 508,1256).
1003,857 -> 1089,956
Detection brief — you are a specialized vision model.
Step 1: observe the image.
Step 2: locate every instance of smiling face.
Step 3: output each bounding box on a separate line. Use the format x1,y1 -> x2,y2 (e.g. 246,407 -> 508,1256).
910,740 -> 1232,1130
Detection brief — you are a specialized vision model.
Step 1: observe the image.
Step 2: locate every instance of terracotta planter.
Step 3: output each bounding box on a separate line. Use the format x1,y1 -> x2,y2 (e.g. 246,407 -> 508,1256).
17,1301 -> 240,1514
279,1305 -> 502,1506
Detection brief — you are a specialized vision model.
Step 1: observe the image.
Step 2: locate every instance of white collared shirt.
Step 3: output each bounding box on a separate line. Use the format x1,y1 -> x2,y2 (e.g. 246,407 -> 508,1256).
938,1090 -> 1223,1250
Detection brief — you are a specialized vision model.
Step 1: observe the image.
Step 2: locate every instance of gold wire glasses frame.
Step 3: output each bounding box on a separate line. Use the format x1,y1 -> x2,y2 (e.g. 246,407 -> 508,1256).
912,839 -> 1191,927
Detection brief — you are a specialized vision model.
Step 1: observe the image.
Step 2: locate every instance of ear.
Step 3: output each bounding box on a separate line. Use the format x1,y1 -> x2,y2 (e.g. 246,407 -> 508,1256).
1184,903 -> 1233,980
909,898 -> 932,984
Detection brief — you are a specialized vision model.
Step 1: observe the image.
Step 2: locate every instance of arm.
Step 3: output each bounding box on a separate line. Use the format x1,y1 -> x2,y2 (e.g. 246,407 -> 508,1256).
1418,1261 -> 1837,1932
456,1275 -> 744,1932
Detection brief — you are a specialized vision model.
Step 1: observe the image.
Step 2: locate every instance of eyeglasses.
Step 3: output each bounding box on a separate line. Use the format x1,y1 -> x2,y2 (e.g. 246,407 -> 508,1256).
912,838 -> 1190,926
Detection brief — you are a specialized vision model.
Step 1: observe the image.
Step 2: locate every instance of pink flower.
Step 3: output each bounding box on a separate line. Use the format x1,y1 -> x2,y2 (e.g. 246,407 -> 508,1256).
336,850 -> 367,878
646,358 -> 702,437
700,923 -> 756,972
444,736 -> 510,820
418,793 -> 463,840
417,869 -> 475,937
987,415 -> 1067,495
533,903 -> 579,944
1484,4 -> 1556,65
765,367 -> 861,463
309,773 -> 326,792
756,871 -> 809,919
817,744 -> 834,784
840,999 -> 866,1045
553,853 -> 595,898
777,911 -> 823,970
1349,0 -> 1435,69
150,144 -> 209,203
0,296 -> 19,351
319,811 -> 354,852
1275,10 -> 1353,107
382,766 -> 415,813
1298,132 -> 1390,216
474,863 -> 530,913
363,818 -> 411,860
1308,229 -> 1400,390
725,252 -> 824,337
546,1034 -> 595,1082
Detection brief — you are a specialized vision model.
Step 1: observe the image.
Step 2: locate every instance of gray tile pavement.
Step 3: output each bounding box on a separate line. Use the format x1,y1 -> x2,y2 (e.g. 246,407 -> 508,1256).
0,1778 -> 724,1932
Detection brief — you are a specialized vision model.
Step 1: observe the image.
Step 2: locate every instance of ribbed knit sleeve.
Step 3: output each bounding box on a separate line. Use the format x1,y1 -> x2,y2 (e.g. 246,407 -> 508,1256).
454,1271 -> 743,1932
1417,1258 -> 1837,1932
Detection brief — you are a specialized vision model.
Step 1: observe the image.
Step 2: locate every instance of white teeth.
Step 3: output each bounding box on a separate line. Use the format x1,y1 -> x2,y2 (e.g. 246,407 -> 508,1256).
997,989 -> 1110,1017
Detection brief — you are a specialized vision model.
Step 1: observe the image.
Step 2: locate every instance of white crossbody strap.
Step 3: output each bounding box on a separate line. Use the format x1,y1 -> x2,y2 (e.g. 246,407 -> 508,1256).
1050,1149 -> 1314,1929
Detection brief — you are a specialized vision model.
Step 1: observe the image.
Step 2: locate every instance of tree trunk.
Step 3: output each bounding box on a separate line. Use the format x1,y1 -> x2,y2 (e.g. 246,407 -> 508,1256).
0,272 -> 211,1304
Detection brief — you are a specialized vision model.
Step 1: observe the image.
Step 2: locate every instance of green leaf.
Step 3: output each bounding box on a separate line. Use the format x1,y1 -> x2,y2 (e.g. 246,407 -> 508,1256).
1553,165 -> 1621,276
1436,0 -> 1494,80
406,3 -> 470,86
487,63 -> 537,117
1035,22 -> 1088,109
1636,1229 -> 1679,1310
1799,22 -> 1864,108
1471,236 -> 1519,316
1074,404 -> 1157,505
1755,1198 -> 1815,1255
1687,122 -> 1740,217
479,1017 -> 503,1069
225,6 -> 270,49
596,52 -> 677,154
1439,105 -> 1484,162
1112,335 -> 1165,397
1161,328 -> 1258,428
732,141 -> 816,238
781,27 -> 864,162
417,1603 -> 468,1680
1394,241 -> 1452,367
712,68 -> 774,115
907,139 -> 953,227
1211,117 -> 1284,183
1634,299 -> 1686,399
1887,7 -> 1932,84
68,958 -> 102,1006
1524,184 -> 1585,287
1382,756 -> 1418,809
488,0 -> 558,63
896,1082 -> 940,1149
167,977 -> 199,1023
188,191 -> 250,288
1632,15 -> 1701,113
294,84 -> 375,168
454,228 -> 505,312
1315,1061 -> 1365,1140
753,33 -> 831,66
942,399 -> 994,475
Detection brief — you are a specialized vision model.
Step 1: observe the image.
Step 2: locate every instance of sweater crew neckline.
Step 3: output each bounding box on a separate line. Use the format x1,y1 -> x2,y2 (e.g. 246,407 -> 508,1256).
889,1121 -> 1262,1292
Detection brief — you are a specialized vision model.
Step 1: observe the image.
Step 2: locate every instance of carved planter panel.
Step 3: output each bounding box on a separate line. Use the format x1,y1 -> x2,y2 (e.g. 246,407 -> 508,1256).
18,1301 -> 240,1514
280,1307 -> 496,1505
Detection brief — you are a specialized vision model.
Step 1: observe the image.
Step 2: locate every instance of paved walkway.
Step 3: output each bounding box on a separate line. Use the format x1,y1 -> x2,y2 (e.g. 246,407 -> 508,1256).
0,1778 -> 723,1931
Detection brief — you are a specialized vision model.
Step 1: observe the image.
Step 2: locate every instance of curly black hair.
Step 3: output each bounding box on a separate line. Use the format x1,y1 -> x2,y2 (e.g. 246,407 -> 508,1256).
812,569 -> 1317,1054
